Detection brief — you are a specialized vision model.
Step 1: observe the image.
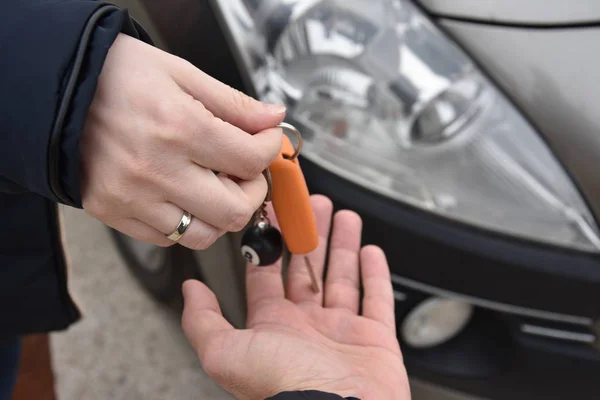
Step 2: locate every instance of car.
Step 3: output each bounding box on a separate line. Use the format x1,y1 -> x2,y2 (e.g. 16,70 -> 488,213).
109,1 -> 600,399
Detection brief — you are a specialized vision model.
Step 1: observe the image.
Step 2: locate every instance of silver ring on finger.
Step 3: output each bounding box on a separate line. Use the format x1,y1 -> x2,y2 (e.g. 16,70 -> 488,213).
166,211 -> 192,242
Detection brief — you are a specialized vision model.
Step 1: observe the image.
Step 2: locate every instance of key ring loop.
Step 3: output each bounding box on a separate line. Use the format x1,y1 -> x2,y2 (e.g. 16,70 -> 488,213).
276,122 -> 303,161
263,168 -> 273,203
257,169 -> 273,225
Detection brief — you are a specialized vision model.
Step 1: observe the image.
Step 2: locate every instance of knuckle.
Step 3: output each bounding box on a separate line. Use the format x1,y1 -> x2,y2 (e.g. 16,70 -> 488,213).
242,150 -> 270,178
230,87 -> 255,110
155,100 -> 179,127
252,175 -> 268,205
365,291 -> 394,306
178,58 -> 195,72
204,114 -> 226,140
330,275 -> 360,290
189,237 -> 210,251
226,202 -> 254,231
168,111 -> 193,142
157,102 -> 194,144
125,151 -> 166,186
125,153 -> 153,180
189,230 -> 218,250
112,193 -> 135,212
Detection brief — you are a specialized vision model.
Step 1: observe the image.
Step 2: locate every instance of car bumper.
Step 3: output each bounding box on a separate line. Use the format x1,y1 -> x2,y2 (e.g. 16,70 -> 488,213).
302,157 -> 600,400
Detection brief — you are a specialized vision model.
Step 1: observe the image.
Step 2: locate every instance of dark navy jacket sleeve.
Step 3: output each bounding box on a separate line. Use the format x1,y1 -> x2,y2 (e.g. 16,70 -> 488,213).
268,391 -> 360,400
0,0 -> 150,208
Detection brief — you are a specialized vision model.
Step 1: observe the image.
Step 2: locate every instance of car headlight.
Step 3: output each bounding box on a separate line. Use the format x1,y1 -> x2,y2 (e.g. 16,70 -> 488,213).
212,0 -> 600,252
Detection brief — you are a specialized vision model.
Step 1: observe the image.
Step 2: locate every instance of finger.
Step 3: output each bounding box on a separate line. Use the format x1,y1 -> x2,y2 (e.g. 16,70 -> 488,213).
244,200 -> 286,320
135,202 -> 226,250
104,217 -> 173,247
186,109 -> 283,181
181,280 -> 234,357
162,165 -> 263,232
172,61 -> 286,133
245,261 -> 285,323
361,246 -> 396,333
217,172 -> 268,218
324,211 -> 362,314
286,195 -> 333,306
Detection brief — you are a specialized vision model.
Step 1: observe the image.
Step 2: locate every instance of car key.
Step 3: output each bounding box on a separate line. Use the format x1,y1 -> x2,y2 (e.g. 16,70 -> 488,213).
241,123 -> 320,292
270,123 -> 320,292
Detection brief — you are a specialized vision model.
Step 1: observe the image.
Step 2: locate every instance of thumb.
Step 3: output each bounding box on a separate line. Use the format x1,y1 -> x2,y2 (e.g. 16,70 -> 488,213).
173,59 -> 286,133
181,280 -> 234,357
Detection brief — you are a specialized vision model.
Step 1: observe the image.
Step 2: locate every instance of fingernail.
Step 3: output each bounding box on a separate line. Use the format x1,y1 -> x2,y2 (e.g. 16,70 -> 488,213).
266,103 -> 286,115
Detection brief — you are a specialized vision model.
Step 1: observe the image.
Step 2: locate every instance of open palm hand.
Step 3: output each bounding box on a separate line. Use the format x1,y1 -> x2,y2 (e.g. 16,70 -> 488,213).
182,195 -> 410,400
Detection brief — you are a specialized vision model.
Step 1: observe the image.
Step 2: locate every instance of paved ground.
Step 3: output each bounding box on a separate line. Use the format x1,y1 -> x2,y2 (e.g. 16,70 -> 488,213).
51,206 -> 232,400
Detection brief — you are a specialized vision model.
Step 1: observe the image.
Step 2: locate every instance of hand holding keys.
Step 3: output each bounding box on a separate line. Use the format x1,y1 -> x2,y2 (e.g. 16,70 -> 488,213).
241,123 -> 321,292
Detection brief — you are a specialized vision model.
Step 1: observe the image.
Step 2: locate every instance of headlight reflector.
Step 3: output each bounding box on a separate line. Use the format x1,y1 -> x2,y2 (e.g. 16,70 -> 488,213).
214,0 -> 600,252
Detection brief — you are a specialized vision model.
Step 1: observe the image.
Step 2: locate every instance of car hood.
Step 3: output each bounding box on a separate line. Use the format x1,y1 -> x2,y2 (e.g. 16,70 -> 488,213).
416,0 -> 600,26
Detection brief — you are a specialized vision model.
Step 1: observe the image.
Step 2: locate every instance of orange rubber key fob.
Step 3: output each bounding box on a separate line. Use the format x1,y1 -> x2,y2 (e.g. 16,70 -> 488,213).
269,135 -> 318,255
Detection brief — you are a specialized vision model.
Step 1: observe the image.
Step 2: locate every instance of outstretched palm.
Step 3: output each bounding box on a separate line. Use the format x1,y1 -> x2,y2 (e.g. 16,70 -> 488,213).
182,196 -> 410,400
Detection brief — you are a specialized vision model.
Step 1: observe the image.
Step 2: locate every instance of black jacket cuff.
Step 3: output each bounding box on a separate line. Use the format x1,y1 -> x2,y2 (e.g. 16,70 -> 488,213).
50,4 -> 152,207
267,390 -> 360,400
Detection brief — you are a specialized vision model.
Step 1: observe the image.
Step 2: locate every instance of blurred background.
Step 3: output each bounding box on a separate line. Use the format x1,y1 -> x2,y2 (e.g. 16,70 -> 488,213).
51,207 -> 231,400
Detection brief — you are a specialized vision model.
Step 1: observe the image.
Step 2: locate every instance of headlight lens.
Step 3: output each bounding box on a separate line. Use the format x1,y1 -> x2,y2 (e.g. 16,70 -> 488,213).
214,0 -> 600,252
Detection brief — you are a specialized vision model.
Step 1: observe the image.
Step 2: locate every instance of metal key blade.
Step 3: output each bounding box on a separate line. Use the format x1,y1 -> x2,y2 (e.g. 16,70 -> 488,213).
304,256 -> 320,293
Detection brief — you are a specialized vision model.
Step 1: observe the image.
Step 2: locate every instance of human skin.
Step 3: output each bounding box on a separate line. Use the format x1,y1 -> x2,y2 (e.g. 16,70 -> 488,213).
182,195 -> 411,400
80,34 -> 286,250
